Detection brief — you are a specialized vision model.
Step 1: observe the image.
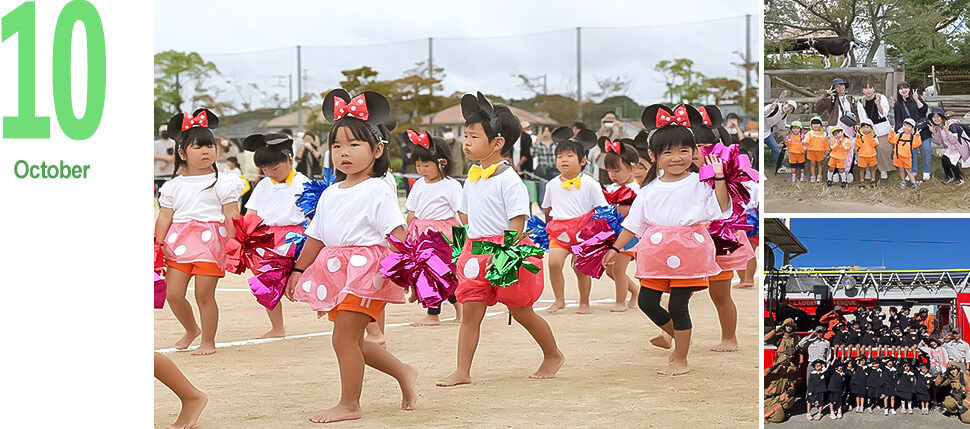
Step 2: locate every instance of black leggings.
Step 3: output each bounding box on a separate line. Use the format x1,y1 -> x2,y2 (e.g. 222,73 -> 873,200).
942,155 -> 964,181
427,294 -> 457,315
638,287 -> 693,330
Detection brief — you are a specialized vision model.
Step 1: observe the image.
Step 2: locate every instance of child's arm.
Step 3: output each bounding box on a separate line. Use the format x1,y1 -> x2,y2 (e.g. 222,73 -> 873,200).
707,155 -> 730,212
458,211 -> 468,225
221,202 -> 239,239
602,228 -> 635,268
154,207 -> 174,244
914,135 -> 922,149
285,237 -> 325,300
509,215 -> 526,234
405,211 -> 415,225
389,225 -> 408,243
543,207 -> 552,222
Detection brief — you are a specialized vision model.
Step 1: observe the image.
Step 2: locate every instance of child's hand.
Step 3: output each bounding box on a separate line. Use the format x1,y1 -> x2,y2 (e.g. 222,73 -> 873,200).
601,249 -> 617,269
284,271 -> 301,301
706,154 -> 725,177
408,286 -> 419,303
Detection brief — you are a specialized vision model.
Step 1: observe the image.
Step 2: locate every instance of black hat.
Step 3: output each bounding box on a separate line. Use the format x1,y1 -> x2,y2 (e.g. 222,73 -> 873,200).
242,133 -> 293,154
832,78 -> 849,88
322,89 -> 392,142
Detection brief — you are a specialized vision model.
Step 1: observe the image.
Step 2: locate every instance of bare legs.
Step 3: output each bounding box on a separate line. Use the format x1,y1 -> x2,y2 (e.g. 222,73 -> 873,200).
165,268 -> 200,350
165,268 -> 219,354
155,353 -> 207,429
437,300 -> 563,386
259,305 -> 285,339
309,310 -> 416,424
708,279 -> 739,352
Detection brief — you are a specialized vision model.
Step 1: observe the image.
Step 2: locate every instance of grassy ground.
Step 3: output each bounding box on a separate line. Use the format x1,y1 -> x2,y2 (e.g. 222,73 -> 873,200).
764,149 -> 970,213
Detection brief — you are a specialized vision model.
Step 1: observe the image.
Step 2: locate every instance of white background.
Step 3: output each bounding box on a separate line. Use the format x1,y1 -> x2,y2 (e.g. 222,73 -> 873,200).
0,0 -> 150,425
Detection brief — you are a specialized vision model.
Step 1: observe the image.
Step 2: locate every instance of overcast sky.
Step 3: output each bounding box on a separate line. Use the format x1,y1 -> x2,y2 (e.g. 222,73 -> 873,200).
155,0 -> 761,111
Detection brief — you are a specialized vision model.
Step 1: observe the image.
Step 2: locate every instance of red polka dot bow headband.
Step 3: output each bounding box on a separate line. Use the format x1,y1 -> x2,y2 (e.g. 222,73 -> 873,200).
333,93 -> 370,121
655,105 -> 692,128
181,110 -> 209,131
603,138 -> 621,154
406,129 -> 431,149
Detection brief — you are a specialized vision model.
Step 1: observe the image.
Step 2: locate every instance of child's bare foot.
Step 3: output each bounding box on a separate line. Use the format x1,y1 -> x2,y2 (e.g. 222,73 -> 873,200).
659,358 -> 689,376
411,315 -> 441,326
167,389 -> 207,429
737,282 -> 754,289
545,301 -> 566,313
609,304 -> 628,312
309,403 -> 362,424
191,344 -> 216,356
530,351 -> 565,379
257,328 -> 285,339
711,338 -> 739,352
400,364 -> 418,410
452,317 -> 462,324
650,334 -> 672,349
575,304 -> 592,314
435,371 -> 471,387
174,328 -> 201,350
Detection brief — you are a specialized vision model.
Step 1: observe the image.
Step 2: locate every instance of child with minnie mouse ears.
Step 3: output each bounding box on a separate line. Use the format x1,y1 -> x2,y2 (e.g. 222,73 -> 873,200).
402,129 -> 464,326
284,89 -> 417,423
599,136 -> 642,312
156,108 -> 244,356
601,104 -> 731,375
240,133 -> 311,338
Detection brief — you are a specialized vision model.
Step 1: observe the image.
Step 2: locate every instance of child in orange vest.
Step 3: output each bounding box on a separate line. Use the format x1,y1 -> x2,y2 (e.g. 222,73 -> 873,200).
888,118 -> 923,189
827,126 -> 851,188
786,121 -> 807,182
855,120 -> 881,188
805,116 -> 830,183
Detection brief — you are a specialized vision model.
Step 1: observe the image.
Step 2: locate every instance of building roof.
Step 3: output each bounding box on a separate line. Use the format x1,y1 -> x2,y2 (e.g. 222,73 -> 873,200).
421,104 -> 557,127
765,218 -> 808,258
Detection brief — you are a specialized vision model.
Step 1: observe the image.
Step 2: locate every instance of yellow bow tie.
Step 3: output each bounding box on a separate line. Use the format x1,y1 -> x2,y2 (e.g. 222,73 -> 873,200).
561,176 -> 581,190
271,170 -> 296,185
468,163 -> 500,182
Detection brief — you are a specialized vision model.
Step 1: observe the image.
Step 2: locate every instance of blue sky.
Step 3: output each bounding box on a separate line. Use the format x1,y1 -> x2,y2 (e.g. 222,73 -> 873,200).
773,218 -> 970,270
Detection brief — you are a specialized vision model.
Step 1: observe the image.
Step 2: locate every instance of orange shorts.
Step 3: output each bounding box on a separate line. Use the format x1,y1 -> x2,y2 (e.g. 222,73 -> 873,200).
894,157 -> 912,169
639,277 -> 709,292
858,156 -> 877,168
807,150 -> 825,162
167,261 -> 225,277
327,294 -> 387,322
828,157 -> 846,169
708,270 -> 735,281
788,152 -> 805,164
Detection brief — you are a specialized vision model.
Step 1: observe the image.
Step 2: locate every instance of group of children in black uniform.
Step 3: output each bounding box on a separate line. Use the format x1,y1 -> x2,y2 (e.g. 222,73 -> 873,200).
804,306 -> 942,420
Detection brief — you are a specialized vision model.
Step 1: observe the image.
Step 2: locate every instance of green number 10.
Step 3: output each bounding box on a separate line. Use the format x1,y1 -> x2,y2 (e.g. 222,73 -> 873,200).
2,1 -> 106,140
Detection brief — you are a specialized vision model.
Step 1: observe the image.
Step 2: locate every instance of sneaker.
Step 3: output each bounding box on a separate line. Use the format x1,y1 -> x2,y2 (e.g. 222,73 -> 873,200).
791,173 -> 797,182
778,166 -> 792,173
945,177 -> 955,184
830,413 -> 837,420
841,181 -> 847,189
881,171 -> 888,179
900,181 -> 907,189
891,408 -> 896,415
810,175 -> 816,183
913,181 -> 922,188
867,407 -> 873,414
884,409 -> 889,415
838,411 -> 843,419
801,173 -> 806,182
958,179 -> 966,185
827,179 -> 832,186
818,175 -> 824,182
924,172 -> 931,180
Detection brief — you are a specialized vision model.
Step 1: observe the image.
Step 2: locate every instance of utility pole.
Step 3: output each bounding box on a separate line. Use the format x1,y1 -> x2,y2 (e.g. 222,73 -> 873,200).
296,45 -> 303,128
576,27 -> 582,121
428,37 -> 434,96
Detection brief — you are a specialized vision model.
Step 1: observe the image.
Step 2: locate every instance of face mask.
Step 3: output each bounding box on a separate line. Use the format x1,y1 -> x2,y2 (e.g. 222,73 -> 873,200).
603,121 -> 613,128
443,132 -> 454,140
220,141 -> 229,147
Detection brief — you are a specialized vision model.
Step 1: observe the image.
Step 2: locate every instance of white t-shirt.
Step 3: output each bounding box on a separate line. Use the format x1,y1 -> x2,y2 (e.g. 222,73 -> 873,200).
382,171 -> 398,193
541,174 -> 608,220
158,173 -> 242,223
154,138 -> 175,177
743,181 -> 760,211
621,172 -> 731,234
404,177 -> 462,220
305,178 -> 405,246
604,181 -> 641,195
244,172 -> 310,226
459,165 -> 530,239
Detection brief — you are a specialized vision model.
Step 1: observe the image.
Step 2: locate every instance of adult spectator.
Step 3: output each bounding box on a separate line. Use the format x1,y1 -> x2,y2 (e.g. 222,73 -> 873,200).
798,326 -> 832,376
927,108 -> 968,184
919,338 -> 949,375
591,111 -> 625,183
763,100 -> 797,168
893,82 -> 931,181
916,308 -> 936,336
532,126 -> 558,205
815,77 -> 858,127
516,121 -> 534,173
722,113 -> 743,145
441,126 -> 466,174
296,131 -> 323,178
856,79 -> 894,179
943,330 -> 970,372
154,124 -> 175,191
572,121 -> 586,136
216,136 -> 240,173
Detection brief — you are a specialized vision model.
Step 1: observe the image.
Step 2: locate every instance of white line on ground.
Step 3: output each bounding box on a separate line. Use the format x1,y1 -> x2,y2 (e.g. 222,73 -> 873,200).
155,298 -> 617,353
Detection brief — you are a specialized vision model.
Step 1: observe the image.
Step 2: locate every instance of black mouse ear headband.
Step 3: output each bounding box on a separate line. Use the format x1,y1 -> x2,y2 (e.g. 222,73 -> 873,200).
461,91 -> 503,137
550,126 -> 574,144
641,104 -> 701,131
570,129 -> 598,151
166,108 -> 220,143
322,89 -> 392,142
242,133 -> 294,154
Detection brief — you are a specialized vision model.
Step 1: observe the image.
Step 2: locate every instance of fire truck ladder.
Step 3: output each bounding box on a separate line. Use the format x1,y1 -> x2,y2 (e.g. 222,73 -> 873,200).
767,268 -> 970,302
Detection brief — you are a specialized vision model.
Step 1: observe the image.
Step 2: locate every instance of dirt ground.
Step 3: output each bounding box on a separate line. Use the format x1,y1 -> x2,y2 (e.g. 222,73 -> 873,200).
154,262 -> 761,428
763,156 -> 970,214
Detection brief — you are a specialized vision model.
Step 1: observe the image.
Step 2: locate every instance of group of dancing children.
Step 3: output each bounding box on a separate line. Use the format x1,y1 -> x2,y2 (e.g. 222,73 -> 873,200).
153,90 -> 758,426
785,116 -> 924,189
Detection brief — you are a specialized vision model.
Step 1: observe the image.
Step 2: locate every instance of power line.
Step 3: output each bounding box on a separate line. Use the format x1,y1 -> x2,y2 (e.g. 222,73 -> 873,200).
798,236 -> 969,245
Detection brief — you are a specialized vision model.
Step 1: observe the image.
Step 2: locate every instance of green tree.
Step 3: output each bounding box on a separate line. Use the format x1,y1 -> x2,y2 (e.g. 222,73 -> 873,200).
155,50 -> 220,132
705,77 -> 744,105
654,58 -> 710,104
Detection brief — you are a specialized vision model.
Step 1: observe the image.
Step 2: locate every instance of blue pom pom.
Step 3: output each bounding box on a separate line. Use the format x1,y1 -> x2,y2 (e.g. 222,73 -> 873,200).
746,209 -> 759,237
592,206 -> 623,235
296,168 -> 337,221
526,215 -> 549,250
